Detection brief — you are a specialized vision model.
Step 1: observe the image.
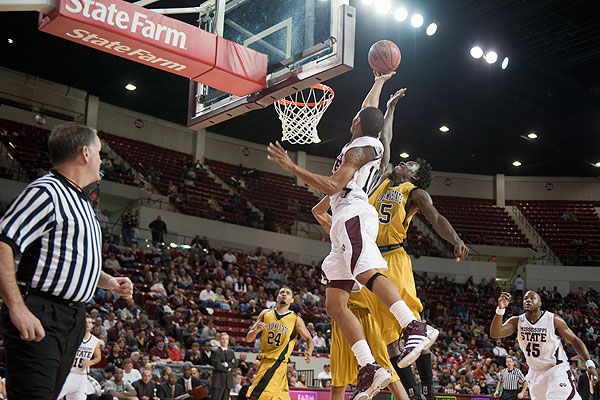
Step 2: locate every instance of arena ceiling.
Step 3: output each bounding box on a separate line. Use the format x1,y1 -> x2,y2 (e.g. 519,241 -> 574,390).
1,0 -> 600,177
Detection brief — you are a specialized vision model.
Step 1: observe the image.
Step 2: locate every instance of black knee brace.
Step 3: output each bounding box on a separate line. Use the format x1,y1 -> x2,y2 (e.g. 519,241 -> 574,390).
365,272 -> 385,291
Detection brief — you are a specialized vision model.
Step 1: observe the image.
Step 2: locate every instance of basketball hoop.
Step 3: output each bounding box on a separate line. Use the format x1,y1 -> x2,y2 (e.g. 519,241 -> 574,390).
274,84 -> 335,145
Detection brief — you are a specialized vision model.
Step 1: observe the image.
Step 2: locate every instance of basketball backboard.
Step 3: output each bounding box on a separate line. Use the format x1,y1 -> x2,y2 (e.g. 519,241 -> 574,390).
186,0 -> 355,129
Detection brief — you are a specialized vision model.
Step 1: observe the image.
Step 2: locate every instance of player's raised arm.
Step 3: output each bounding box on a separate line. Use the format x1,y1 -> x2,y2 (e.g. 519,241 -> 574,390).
411,189 -> 469,262
361,72 -> 396,109
312,196 -> 332,234
295,316 -> 315,363
372,89 -> 407,190
267,141 -> 373,195
490,292 -> 518,338
555,315 -> 599,383
245,310 -> 267,342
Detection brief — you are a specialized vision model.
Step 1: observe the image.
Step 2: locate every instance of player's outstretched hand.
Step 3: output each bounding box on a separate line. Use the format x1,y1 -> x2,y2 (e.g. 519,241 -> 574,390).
10,305 -> 45,341
387,88 -> 407,109
374,71 -> 396,82
454,241 -> 469,262
267,141 -> 295,172
498,292 -> 512,309
304,350 -> 312,363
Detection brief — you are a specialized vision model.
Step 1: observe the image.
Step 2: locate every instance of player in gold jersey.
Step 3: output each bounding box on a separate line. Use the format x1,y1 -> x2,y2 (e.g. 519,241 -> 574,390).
362,89 -> 469,400
245,287 -> 314,400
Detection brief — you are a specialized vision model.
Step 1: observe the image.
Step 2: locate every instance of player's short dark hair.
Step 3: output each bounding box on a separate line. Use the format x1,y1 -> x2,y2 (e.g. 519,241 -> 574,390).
279,286 -> 293,294
48,123 -> 98,165
358,107 -> 384,137
414,158 -> 432,190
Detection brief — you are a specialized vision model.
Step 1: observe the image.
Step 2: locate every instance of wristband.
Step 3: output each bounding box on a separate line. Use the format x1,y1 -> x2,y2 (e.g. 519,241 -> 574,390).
586,360 -> 595,369
496,307 -> 506,315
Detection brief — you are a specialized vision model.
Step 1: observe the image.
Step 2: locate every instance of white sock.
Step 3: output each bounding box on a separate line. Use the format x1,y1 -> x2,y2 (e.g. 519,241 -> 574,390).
390,300 -> 417,328
351,340 -> 376,368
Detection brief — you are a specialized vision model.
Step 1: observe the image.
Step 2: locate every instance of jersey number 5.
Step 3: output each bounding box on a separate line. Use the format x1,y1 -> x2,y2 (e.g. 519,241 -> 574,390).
526,342 -> 540,357
267,331 -> 282,347
379,203 -> 393,224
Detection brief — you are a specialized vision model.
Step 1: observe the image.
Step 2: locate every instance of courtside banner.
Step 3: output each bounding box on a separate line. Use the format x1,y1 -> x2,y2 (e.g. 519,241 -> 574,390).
39,0 -> 267,96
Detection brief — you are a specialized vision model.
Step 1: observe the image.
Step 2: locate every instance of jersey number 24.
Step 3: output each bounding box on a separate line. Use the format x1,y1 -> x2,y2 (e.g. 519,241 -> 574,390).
267,331 -> 282,347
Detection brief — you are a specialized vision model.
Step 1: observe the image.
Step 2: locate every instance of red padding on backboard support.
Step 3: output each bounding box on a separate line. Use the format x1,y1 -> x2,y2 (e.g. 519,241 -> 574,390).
196,36 -> 268,97
38,0 -> 266,97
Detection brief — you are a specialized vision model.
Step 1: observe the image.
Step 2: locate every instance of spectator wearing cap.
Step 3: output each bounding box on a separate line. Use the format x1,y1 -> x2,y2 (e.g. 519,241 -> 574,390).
166,338 -> 183,362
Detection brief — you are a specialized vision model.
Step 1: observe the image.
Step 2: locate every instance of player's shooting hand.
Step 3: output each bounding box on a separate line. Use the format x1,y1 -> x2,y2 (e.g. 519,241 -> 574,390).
110,276 -> 134,298
304,350 -> 312,363
498,292 -> 512,309
386,88 -> 406,109
454,241 -> 469,262
374,71 -> 396,82
267,141 -> 295,172
9,304 -> 45,341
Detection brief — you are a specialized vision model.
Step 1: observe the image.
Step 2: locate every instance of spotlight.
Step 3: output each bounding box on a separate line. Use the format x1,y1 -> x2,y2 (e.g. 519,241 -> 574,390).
527,133 -> 537,139
410,14 -> 423,28
501,57 -> 509,70
439,126 -> 450,133
35,114 -> 47,125
375,0 -> 391,14
426,23 -> 438,36
7,38 -> 14,44
125,83 -> 137,91
594,162 -> 600,168
393,7 -> 408,21
470,46 -> 483,59
400,152 -> 409,158
512,161 -> 522,167
485,51 -> 498,64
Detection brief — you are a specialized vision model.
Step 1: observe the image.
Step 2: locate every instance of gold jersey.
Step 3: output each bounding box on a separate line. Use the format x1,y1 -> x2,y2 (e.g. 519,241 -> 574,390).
259,309 -> 298,361
369,180 -> 417,246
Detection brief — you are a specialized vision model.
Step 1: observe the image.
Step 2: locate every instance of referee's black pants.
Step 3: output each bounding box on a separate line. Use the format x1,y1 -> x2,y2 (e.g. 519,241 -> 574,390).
0,291 -> 86,400
500,389 -> 520,400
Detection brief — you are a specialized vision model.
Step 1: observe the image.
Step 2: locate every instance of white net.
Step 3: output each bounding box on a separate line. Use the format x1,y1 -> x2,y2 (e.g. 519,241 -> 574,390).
274,84 -> 335,145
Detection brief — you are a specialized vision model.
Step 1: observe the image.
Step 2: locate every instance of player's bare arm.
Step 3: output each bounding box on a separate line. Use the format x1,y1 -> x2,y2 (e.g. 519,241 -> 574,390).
361,71 -> 396,109
295,316 -> 314,363
245,309 -> 268,342
554,314 -> 599,383
374,89 -> 407,189
410,189 -> 469,261
312,196 -> 332,234
82,342 -> 102,368
0,241 -> 45,341
490,292 -> 519,338
267,141 -> 375,195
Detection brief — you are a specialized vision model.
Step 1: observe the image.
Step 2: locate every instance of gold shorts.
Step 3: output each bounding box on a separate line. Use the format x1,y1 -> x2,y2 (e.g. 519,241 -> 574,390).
360,248 -> 423,345
248,358 -> 290,400
330,306 -> 399,387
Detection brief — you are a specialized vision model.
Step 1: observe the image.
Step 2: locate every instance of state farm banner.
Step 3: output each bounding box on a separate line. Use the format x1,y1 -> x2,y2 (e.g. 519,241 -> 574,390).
39,0 -> 267,96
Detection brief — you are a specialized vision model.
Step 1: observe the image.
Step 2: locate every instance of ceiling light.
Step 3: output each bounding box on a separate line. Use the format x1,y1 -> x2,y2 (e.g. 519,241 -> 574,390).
410,14 -> 424,28
393,7 -> 408,21
439,125 -> 450,132
426,23 -> 438,36
513,161 -> 522,167
400,152 -> 409,158
375,0 -> 391,14
594,162 -> 600,168
501,57 -> 509,70
125,83 -> 137,91
7,38 -> 14,44
485,51 -> 498,64
470,46 -> 483,59
527,132 -> 537,139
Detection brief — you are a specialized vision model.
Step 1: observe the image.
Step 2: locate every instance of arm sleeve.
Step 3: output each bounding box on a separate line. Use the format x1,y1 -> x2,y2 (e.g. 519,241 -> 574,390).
0,186 -> 54,254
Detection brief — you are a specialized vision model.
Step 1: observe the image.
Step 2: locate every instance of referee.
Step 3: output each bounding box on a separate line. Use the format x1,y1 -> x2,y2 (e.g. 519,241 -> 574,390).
0,123 -> 133,399
494,357 -> 528,399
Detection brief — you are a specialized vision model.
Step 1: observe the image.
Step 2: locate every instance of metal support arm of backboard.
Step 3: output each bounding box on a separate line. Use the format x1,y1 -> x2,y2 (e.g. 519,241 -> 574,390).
0,0 -> 56,13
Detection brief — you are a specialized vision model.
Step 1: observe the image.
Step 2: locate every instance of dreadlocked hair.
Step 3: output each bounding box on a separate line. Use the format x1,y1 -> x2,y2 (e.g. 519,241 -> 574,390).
415,158 -> 432,190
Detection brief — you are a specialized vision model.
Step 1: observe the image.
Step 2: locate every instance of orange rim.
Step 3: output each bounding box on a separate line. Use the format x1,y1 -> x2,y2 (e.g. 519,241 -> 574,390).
276,84 -> 335,107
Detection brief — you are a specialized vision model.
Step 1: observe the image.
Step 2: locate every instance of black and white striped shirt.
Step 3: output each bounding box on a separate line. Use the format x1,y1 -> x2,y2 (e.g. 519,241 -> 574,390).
0,170 -> 102,302
499,367 -> 526,390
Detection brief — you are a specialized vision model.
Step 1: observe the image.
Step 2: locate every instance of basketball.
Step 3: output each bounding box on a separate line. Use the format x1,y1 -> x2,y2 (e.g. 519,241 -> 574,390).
368,40 -> 402,74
